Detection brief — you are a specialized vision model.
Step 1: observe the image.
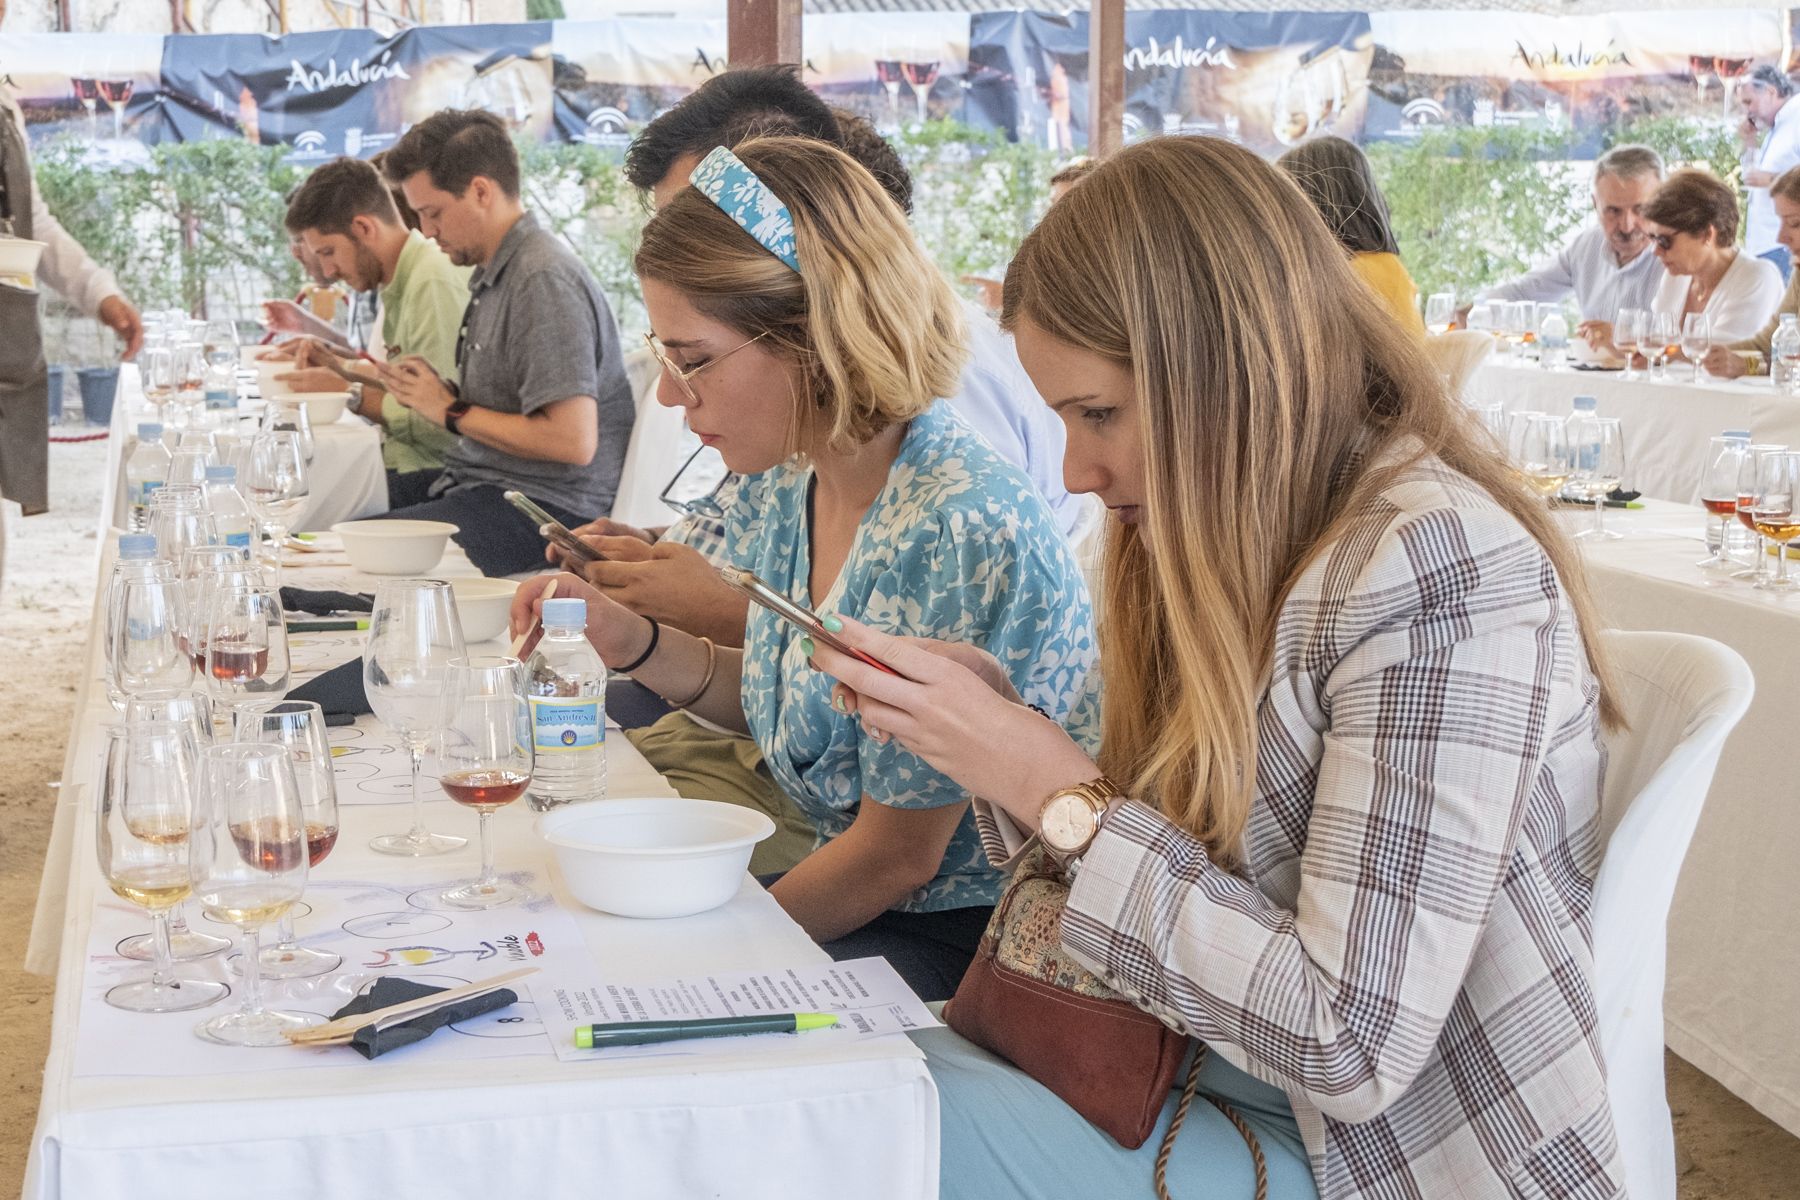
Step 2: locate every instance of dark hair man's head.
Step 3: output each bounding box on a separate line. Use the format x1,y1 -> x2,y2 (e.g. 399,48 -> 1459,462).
383,109 -> 523,267
828,107 -> 912,215
285,158 -> 407,292
625,66 -> 840,207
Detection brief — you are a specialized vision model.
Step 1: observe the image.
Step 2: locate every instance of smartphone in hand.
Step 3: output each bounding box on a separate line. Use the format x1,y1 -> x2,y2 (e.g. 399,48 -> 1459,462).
718,566 -> 903,678
504,490 -> 604,566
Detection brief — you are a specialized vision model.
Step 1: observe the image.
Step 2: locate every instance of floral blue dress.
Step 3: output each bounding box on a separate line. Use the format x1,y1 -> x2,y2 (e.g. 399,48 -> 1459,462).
728,401 -> 1099,913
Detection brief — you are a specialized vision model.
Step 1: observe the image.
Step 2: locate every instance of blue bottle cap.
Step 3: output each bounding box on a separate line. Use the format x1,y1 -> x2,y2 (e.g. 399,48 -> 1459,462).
1724,429 -> 1753,440
205,465 -> 236,482
541,598 -> 587,628
137,422 -> 163,439
118,534 -> 157,559
1572,395 -> 1598,410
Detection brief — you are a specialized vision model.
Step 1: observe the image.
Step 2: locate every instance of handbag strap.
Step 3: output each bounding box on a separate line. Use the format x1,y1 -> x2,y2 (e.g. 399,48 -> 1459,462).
1152,1045 -> 1269,1200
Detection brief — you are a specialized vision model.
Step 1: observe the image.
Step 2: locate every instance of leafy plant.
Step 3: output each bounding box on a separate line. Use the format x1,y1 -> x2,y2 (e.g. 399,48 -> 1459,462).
514,138 -> 646,336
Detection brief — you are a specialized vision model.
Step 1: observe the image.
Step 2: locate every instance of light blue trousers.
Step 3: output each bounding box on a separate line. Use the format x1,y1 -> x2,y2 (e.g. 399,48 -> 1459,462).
913,1023 -> 1319,1199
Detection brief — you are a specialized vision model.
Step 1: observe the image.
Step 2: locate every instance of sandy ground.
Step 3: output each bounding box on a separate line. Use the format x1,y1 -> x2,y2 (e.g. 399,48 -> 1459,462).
0,437 -> 1797,1196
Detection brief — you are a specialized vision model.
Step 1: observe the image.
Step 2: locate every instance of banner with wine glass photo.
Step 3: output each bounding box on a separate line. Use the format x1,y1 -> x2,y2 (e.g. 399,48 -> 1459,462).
0,32 -> 163,167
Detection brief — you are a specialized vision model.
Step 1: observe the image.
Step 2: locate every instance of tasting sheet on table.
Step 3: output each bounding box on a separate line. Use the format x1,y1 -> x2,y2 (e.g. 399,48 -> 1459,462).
1560,500 -> 1800,1141
25,518 -> 938,1198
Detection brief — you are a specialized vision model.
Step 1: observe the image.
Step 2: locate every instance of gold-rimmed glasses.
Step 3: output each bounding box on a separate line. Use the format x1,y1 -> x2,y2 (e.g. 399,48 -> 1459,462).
643,330 -> 768,403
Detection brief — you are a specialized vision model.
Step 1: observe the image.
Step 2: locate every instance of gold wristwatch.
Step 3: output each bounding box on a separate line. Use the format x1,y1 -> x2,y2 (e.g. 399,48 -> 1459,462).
1038,777 -> 1122,871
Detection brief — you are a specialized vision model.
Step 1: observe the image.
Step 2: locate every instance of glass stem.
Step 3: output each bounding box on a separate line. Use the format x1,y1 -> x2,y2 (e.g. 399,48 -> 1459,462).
1592,496 -> 1606,536
274,909 -> 297,952
477,810 -> 497,889
1759,535 -> 1771,581
169,902 -> 191,937
150,908 -> 175,991
1781,544 -> 1792,587
240,925 -> 264,1017
408,741 -> 428,838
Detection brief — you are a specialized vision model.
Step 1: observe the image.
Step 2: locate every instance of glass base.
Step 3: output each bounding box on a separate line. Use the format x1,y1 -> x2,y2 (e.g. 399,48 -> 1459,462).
226,944 -> 341,980
117,928 -> 232,962
369,828 -> 466,857
1574,527 -> 1624,541
195,1006 -> 324,1047
435,878 -> 528,911
104,975 -> 229,1014
1755,576 -> 1799,592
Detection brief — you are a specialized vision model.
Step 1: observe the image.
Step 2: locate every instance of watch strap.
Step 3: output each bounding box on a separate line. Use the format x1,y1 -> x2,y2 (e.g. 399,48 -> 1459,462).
1040,776 -> 1122,865
444,400 -> 472,435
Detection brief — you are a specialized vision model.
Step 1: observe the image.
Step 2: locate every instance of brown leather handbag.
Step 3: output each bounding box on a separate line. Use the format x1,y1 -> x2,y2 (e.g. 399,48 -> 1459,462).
944,846 -> 1267,1199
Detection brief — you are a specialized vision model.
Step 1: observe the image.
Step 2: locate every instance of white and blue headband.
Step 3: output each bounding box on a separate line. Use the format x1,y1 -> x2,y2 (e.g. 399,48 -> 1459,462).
689,145 -> 802,274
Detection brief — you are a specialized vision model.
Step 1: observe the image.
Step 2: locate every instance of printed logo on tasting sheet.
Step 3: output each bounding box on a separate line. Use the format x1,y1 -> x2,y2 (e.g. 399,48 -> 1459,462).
496,933 -> 546,963
1124,36 -> 1238,72
286,50 -> 411,94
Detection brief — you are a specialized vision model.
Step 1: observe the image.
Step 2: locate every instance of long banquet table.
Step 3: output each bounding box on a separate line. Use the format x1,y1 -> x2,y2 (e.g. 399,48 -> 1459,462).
1565,498 -> 1800,1139
23,426 -> 938,1198
1468,358 -> 1800,506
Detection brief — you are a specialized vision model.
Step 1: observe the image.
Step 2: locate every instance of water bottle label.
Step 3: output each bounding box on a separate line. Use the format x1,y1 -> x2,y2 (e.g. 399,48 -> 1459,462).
530,698 -> 603,753
224,531 -> 251,549
138,480 -> 163,504
204,389 -> 234,411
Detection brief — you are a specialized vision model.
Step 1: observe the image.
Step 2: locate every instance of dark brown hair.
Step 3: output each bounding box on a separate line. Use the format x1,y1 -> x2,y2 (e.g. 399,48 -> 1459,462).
1049,156 -> 1098,190
1642,168 -> 1740,245
383,109 -> 520,200
285,157 -> 401,237
1275,135 -> 1400,256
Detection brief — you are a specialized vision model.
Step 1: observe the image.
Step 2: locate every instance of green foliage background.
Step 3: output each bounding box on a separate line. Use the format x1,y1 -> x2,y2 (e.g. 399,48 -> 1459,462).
29,115 -> 1743,365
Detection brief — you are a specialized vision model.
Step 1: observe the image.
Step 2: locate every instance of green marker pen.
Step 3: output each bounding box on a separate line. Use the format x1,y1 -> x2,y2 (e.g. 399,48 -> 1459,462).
575,1012 -> 838,1049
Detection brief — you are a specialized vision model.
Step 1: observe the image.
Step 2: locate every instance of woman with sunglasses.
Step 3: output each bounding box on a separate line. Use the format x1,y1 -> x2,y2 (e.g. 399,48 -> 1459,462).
511,137 -> 1095,1001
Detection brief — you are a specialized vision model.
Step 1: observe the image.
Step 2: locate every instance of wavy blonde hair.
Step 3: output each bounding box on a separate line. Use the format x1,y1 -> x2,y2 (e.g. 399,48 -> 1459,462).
634,136 -> 965,455
1002,136 -> 1618,864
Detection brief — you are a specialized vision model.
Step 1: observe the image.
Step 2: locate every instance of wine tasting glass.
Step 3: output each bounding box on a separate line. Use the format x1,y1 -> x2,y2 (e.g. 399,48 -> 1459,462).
190,743 -> 321,1046
1734,444 -> 1789,583
1616,308 -> 1646,379
116,689 -> 233,962
1568,417 -> 1626,540
1698,435 -> 1750,572
366,578 -> 468,856
260,400 -> 315,464
141,344 -> 175,417
1751,451 -> 1800,592
1424,292 -> 1455,336
1518,415 -> 1572,500
147,485 -> 218,571
96,723 -> 229,1013
1682,312 -> 1714,382
231,701 -> 341,978
243,430 -> 309,578
177,545 -> 250,664
436,657 -> 533,909
203,585 -> 292,719
1645,312 -> 1676,381
106,563 -> 193,710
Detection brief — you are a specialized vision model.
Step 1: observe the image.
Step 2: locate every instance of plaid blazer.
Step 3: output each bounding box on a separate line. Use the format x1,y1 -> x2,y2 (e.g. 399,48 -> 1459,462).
1059,455 -> 1624,1199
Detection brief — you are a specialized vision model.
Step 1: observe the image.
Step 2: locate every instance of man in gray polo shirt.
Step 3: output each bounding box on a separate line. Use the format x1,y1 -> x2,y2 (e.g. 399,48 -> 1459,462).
377,109 -> 634,575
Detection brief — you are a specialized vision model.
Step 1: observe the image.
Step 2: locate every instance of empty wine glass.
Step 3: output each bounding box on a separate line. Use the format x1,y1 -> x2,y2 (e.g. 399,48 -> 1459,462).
1568,416 -> 1626,539
203,585 -> 291,720
1616,308 -> 1647,379
1750,451 -> 1800,592
243,430 -> 309,579
230,701 -> 341,978
95,722 -> 229,1013
141,345 -> 176,417
1698,435 -> 1751,572
366,579 -> 468,856
1683,312 -> 1714,382
1518,415 -> 1572,500
261,398 -> 315,463
190,743 -> 321,1045
436,657 -> 533,909
147,485 -> 218,571
106,561 -> 193,710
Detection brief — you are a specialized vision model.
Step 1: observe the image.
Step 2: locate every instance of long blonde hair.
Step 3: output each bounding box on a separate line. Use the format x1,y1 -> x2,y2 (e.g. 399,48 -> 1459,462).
634,136 -> 965,455
1003,137 -> 1618,864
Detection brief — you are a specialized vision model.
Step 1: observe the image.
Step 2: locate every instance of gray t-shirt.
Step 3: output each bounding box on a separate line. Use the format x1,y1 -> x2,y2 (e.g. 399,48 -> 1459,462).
440,211 -> 634,517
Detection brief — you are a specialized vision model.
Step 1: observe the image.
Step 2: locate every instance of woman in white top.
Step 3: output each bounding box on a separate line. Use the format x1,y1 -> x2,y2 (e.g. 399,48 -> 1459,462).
1641,168 -> 1782,343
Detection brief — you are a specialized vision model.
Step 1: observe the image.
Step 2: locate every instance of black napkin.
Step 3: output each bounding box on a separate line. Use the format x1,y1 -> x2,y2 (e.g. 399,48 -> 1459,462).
286,657 -> 371,721
281,586 -> 375,616
329,976 -> 521,1060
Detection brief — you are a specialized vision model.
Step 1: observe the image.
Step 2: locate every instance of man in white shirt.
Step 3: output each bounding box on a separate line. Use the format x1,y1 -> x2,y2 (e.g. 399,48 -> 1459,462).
1739,64 -> 1800,284
1480,144 -> 1665,322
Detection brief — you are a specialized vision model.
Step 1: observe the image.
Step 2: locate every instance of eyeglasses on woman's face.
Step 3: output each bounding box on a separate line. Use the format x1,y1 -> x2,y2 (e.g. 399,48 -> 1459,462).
643,330 -> 768,404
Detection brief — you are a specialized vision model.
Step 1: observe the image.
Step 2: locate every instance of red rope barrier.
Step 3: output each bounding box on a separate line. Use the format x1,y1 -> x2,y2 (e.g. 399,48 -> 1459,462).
48,430 -> 111,444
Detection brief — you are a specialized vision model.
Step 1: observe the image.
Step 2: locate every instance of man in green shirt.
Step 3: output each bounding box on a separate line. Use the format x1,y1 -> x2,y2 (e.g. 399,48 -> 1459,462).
283,157 -> 472,474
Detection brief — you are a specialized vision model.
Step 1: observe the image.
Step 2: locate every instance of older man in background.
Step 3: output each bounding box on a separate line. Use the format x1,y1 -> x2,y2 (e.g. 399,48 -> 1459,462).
1478,144 -> 1666,327
1739,64 -> 1800,284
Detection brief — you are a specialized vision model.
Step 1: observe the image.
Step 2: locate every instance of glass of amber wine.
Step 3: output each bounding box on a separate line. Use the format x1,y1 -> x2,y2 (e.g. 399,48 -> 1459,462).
1751,451 -> 1800,592
436,657 -> 533,910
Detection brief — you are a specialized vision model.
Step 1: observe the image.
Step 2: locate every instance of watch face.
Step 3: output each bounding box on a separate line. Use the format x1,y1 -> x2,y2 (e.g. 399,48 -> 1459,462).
1041,795 -> 1091,854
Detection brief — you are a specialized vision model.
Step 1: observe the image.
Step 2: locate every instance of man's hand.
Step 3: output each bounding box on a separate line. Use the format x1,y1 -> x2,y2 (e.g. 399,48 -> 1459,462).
377,356 -> 455,425
96,295 -> 143,359
272,366 -> 346,393
583,536 -> 749,646
544,517 -> 657,567
1703,345 -> 1752,379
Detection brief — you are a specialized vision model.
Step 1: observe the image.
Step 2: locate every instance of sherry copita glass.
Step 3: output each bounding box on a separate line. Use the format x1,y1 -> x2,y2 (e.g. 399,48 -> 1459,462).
1751,451 -> 1800,593
96,722 -> 229,1013
190,743 -> 321,1046
1568,417 -> 1626,540
1734,444 -> 1789,583
242,429 -> 309,580
436,657 -> 533,910
1682,312 -> 1714,382
1616,308 -> 1647,380
230,701 -> 341,979
366,578 -> 468,856
203,584 -> 291,722
1424,291 -> 1455,336
1518,415 -> 1572,501
1645,311 -> 1676,382
1697,435 -> 1750,573
106,560 -> 193,711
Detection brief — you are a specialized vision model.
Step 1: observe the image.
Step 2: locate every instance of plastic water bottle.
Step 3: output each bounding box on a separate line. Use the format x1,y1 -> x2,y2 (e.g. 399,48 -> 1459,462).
203,464 -> 257,552
524,598 -> 607,809
1564,396 -> 1601,490
105,534 -> 191,709
124,423 -> 171,532
202,353 -> 238,415
1773,314 -> 1800,394
1539,310 -> 1569,371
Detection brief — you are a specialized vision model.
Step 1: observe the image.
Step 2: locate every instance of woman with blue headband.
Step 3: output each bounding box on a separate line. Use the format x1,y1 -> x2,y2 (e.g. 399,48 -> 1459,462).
512,137 -> 1095,999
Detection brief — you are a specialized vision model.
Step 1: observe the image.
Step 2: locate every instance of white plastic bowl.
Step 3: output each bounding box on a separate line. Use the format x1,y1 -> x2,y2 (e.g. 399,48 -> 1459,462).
330,519 -> 458,574
0,237 -> 47,280
449,576 -> 520,643
538,798 -> 776,919
297,391 -> 351,426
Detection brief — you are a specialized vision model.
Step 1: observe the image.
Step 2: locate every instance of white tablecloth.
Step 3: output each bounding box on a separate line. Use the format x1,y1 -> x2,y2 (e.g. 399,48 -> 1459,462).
1566,500 -> 1800,1138
107,366 -> 389,535
1467,359 -> 1800,506
26,491 -> 937,1197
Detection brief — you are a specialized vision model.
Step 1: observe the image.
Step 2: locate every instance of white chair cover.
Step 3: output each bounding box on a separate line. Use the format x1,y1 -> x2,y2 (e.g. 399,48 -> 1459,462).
1422,330 -> 1495,400
1593,630 -> 1753,1200
609,347 -> 687,530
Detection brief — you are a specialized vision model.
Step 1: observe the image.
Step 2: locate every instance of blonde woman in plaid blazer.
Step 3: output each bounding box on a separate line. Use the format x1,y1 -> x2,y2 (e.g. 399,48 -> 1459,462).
811,136 -> 1627,1199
